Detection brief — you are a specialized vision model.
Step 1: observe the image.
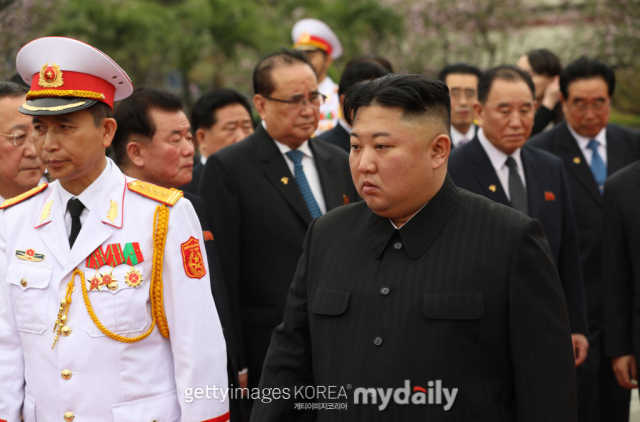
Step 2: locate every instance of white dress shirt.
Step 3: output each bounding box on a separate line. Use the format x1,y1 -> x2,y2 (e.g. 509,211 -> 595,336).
450,125 -> 476,148
58,158 -> 112,239
477,128 -> 526,200
262,121 -> 327,214
567,122 -> 608,166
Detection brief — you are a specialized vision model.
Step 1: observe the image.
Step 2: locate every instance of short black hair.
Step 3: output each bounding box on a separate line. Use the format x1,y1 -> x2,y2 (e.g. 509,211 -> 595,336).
191,88 -> 252,132
0,81 -> 28,100
560,56 -> 615,99
438,63 -> 482,83
88,102 -> 114,127
525,49 -> 562,77
343,73 -> 451,131
477,65 -> 535,104
8,73 -> 29,88
338,62 -> 389,96
253,48 -> 316,96
344,54 -> 394,73
112,87 -> 183,166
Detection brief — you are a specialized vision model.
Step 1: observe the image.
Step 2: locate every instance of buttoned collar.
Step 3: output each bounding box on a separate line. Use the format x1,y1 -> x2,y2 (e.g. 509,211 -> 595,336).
367,176 -> 460,260
567,121 -> 607,150
450,124 -> 476,147
477,128 -> 524,174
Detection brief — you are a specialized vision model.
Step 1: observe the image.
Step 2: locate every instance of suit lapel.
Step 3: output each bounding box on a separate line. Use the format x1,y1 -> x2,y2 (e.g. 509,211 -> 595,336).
606,127 -> 627,175
255,126 -> 313,225
310,140 -> 340,211
556,124 -> 601,204
521,146 -> 543,219
35,185 -> 73,269
468,138 -> 510,206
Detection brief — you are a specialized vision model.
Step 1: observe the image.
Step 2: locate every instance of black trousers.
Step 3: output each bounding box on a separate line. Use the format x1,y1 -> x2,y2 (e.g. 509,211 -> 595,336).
577,329 -> 630,422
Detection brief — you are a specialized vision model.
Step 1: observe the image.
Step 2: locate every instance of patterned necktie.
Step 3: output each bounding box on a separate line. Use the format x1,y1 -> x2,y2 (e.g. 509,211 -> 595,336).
459,137 -> 469,146
285,150 -> 322,219
67,198 -> 85,248
505,156 -> 529,215
587,140 -> 607,194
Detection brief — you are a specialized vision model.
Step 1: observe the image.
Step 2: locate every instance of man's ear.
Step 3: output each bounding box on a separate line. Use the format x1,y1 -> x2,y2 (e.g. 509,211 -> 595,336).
101,118 -> 117,148
431,133 -> 451,169
473,102 -> 484,128
126,138 -> 146,168
254,94 -> 267,121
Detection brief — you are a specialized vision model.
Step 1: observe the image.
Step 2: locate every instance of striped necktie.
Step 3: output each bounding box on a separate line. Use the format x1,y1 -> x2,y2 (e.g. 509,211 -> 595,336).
285,150 -> 322,219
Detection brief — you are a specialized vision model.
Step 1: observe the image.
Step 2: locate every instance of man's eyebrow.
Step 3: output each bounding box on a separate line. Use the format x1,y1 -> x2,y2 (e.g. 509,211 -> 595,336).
9,123 -> 30,132
372,132 -> 391,138
497,102 -> 513,108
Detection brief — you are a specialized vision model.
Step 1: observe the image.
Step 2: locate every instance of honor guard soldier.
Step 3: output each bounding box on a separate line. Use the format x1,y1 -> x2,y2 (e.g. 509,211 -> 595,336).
0,37 -> 229,422
292,18 -> 343,136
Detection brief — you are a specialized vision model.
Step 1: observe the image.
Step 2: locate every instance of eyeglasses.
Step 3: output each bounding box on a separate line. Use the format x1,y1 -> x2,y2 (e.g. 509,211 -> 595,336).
0,131 -> 32,147
263,92 -> 326,108
569,99 -> 609,114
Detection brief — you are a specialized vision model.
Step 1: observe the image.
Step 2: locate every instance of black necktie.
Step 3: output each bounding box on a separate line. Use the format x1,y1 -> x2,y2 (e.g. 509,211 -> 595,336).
505,156 -> 529,215
68,198 -> 85,248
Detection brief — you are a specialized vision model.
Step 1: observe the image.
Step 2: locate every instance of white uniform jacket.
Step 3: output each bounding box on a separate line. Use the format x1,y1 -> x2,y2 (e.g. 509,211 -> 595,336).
0,160 -> 229,422
315,76 -> 340,136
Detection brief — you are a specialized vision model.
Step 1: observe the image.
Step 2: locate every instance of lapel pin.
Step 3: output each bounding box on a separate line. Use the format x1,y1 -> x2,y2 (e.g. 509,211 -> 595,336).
40,200 -> 53,222
281,177 -> 289,185
489,185 -> 497,192
573,157 -> 581,165
16,248 -> 45,262
107,199 -> 118,223
544,191 -> 556,201
343,194 -> 350,205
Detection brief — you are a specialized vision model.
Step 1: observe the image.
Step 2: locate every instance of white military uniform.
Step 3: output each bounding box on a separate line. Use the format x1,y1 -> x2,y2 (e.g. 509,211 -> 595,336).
0,159 -> 229,422
316,75 -> 340,135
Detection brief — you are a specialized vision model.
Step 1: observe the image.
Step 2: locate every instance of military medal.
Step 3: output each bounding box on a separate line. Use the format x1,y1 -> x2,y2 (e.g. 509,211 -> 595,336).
100,267 -> 117,291
125,266 -> 143,288
88,269 -> 104,291
16,248 -> 45,262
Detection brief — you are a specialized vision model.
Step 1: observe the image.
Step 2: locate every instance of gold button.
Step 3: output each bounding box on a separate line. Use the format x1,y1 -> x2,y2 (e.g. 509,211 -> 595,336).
61,326 -> 71,336
108,282 -> 118,291
64,412 -> 74,421
20,278 -> 27,287
60,315 -> 67,324
61,369 -> 72,380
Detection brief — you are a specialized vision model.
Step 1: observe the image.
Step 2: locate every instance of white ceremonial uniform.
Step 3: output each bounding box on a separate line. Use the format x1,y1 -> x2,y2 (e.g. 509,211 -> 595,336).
0,159 -> 228,422
315,76 -> 340,136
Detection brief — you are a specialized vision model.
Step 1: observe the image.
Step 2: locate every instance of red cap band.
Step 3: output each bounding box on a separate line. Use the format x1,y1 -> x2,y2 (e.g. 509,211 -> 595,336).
29,70 -> 116,108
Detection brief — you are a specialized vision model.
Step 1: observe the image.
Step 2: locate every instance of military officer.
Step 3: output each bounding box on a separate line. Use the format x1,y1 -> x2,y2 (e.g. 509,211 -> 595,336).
292,18 -> 343,136
0,37 -> 229,422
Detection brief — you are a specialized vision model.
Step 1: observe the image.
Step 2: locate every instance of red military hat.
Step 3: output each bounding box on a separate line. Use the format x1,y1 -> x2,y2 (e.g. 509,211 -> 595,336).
16,37 -> 133,116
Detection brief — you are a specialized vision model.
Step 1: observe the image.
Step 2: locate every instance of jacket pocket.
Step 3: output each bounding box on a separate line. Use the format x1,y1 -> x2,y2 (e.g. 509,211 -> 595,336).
422,292 -> 484,320
85,266 -> 150,338
6,261 -> 53,334
112,390 -> 180,422
312,288 -> 350,316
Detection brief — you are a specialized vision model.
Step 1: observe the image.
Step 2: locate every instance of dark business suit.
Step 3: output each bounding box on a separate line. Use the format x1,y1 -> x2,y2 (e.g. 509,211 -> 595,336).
316,121 -> 350,152
449,138 -> 588,335
603,161 -> 640,383
252,176 -> 577,422
530,122 -> 640,422
184,192 -> 244,421
198,124 -> 358,392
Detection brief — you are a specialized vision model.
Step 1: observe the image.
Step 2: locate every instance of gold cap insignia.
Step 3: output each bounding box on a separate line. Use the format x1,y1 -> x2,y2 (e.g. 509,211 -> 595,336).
38,62 -> 64,88
489,185 -> 497,192
573,157 -> 581,164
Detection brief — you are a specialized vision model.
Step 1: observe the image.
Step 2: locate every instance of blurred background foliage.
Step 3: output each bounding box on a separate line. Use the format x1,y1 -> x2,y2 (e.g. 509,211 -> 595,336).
1,0 -> 639,126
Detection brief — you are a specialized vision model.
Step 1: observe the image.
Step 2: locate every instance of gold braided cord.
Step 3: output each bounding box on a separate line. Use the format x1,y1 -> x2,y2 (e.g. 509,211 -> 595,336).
152,204 -> 170,338
78,204 -> 170,342
21,101 -> 87,112
27,89 -> 105,101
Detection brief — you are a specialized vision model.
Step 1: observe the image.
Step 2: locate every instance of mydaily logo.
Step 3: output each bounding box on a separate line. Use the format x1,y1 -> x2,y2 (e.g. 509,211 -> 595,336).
353,380 -> 458,411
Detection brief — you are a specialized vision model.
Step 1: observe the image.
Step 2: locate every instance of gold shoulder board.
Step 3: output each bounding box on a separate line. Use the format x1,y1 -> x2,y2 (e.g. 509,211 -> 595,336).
127,181 -> 183,206
0,183 -> 48,210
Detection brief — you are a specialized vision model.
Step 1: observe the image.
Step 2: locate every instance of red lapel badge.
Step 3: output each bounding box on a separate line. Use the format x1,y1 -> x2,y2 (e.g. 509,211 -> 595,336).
181,237 -> 206,279
343,194 -> 350,205
203,230 -> 214,241
544,191 -> 556,202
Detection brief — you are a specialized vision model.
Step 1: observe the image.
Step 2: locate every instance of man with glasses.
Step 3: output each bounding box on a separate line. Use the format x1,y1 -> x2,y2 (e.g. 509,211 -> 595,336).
531,56 -> 640,422
0,81 -> 45,202
438,63 -> 482,149
199,49 -> 357,404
